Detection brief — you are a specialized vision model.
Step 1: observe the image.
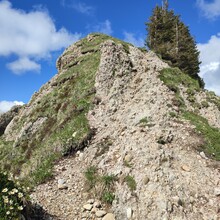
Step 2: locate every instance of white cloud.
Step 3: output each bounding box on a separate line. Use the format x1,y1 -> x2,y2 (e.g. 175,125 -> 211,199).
197,33 -> 220,95
61,0 -> 95,15
0,101 -> 24,113
0,0 -> 81,74
7,57 -> 41,75
90,20 -> 113,35
123,32 -> 145,47
197,0 -> 220,19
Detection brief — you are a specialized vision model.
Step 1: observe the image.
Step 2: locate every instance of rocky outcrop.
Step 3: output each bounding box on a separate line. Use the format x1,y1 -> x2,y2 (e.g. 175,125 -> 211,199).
0,105 -> 22,135
30,34 -> 220,220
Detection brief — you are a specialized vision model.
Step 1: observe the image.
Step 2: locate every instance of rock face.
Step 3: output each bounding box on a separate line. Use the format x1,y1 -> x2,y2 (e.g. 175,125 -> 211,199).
0,105 -> 22,135
1,34 -> 220,219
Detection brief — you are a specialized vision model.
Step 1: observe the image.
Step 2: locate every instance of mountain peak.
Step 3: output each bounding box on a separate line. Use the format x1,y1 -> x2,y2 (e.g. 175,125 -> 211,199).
0,33 -> 220,219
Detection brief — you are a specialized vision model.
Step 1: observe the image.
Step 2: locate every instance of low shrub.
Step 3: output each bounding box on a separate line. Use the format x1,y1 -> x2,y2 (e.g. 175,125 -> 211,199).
0,172 -> 28,219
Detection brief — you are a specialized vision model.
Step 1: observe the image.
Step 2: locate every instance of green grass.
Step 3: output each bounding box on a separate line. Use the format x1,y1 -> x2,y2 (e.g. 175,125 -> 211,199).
160,67 -> 220,161
0,34 -> 129,186
182,111 -> 220,160
125,175 -> 136,191
206,91 -> 220,111
159,67 -> 201,110
84,166 -> 117,204
84,166 -> 98,188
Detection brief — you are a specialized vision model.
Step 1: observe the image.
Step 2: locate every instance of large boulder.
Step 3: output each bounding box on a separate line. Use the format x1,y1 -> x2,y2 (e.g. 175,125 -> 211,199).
0,105 -> 22,136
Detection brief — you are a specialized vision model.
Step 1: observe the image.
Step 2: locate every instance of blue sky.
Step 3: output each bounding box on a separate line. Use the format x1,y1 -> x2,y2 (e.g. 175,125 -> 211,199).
0,0 -> 220,112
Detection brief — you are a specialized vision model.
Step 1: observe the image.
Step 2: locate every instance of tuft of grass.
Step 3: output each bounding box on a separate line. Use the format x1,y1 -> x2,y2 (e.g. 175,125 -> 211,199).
84,166 -> 117,204
123,160 -> 132,168
102,191 -> 115,204
125,175 -> 136,191
101,175 -> 117,188
206,91 -> 220,111
182,111 -> 220,160
169,111 -> 177,118
31,153 -> 60,185
159,68 -> 200,92
159,67 -> 202,110
139,117 -> 149,124
201,101 -> 209,108
84,166 -> 98,188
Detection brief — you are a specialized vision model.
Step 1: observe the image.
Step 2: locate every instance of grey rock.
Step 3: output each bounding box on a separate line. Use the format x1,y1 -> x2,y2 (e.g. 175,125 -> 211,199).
83,204 -> 93,211
87,199 -> 95,204
58,179 -> 68,189
102,213 -> 115,220
126,207 -> 132,219
0,105 -> 22,135
124,154 -> 132,162
143,176 -> 150,185
214,188 -> 220,196
95,210 -> 107,217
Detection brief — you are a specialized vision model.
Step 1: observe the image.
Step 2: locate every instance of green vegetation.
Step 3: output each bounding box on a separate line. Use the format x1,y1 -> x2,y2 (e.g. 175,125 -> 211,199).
206,91 -> 220,111
84,166 -> 98,189
139,117 -> 149,124
123,160 -> 132,168
0,172 -> 28,219
0,33 -> 133,186
84,166 -> 117,204
159,67 -> 202,111
101,191 -> 115,204
182,111 -> 220,160
146,0 -> 204,88
169,111 -> 177,118
159,67 -> 220,160
125,175 -> 137,191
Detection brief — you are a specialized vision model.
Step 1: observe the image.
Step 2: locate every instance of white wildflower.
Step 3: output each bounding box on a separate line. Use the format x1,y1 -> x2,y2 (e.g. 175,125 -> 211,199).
2,188 -> 8,193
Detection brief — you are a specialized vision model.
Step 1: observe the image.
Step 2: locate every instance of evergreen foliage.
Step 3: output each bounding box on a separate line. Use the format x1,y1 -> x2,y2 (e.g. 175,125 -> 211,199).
146,0 -> 204,88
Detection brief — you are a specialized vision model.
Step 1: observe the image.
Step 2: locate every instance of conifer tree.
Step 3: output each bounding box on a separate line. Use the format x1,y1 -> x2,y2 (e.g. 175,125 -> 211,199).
146,1 -> 204,88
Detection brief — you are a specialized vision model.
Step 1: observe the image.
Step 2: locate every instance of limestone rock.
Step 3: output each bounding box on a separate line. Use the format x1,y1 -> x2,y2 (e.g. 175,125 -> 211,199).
83,204 -> 93,211
126,207 -> 132,219
57,179 -> 68,189
181,165 -> 191,172
95,210 -> 107,217
214,188 -> 220,196
102,213 -> 115,220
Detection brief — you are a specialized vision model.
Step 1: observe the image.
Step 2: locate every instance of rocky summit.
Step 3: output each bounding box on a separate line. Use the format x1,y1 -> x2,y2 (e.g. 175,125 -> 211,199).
0,33 -> 220,220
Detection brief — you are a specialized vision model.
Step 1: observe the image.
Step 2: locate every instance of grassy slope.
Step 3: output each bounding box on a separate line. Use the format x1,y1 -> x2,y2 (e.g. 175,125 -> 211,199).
159,67 -> 220,160
0,33 -> 131,186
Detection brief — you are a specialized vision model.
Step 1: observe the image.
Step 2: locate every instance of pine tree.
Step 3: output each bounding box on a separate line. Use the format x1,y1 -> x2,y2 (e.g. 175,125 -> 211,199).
146,1 -> 204,88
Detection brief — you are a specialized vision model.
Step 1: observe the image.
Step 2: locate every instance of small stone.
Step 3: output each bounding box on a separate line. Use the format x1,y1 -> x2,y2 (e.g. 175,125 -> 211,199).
102,213 -> 115,220
87,199 -> 95,204
58,179 -> 66,185
57,179 -> 68,189
94,201 -> 101,208
143,176 -> 150,185
127,207 -> 132,219
200,151 -> 207,159
91,207 -> 98,214
95,210 -> 107,217
214,188 -> 220,196
83,204 -> 93,211
124,154 -> 132,162
58,184 -> 68,189
181,165 -> 191,172
72,132 -> 77,137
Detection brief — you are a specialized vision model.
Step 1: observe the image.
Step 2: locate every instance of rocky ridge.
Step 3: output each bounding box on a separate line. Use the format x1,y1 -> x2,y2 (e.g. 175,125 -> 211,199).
1,34 -> 220,219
